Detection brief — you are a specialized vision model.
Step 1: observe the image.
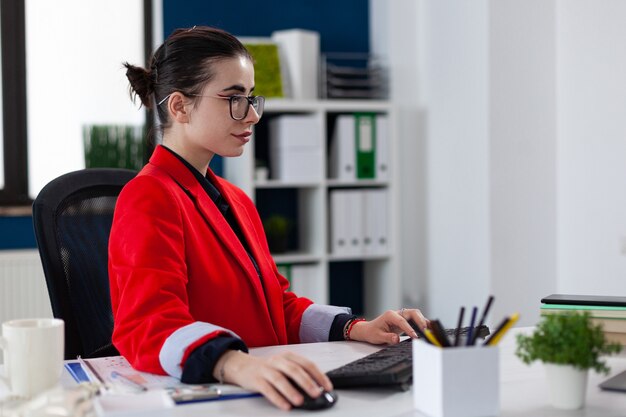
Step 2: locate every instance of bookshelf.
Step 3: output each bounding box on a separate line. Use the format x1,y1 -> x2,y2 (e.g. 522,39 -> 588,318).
224,99 -> 400,318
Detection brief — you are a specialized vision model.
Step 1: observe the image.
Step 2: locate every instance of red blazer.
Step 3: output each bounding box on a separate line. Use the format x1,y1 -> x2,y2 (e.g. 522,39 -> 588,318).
108,145 -> 313,377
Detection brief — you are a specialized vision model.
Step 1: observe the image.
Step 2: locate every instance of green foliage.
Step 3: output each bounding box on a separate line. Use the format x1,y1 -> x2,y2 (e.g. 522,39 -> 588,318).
515,312 -> 622,374
244,43 -> 284,98
83,125 -> 146,170
263,215 -> 292,253
263,215 -> 291,235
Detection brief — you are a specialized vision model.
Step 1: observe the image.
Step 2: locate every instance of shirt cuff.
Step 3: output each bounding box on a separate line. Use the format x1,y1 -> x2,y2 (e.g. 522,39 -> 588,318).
329,313 -> 357,341
299,304 -> 352,343
180,336 -> 248,384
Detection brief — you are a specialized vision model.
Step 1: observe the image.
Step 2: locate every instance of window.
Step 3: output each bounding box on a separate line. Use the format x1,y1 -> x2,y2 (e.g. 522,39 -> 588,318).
1,0 -> 150,206
26,0 -> 146,199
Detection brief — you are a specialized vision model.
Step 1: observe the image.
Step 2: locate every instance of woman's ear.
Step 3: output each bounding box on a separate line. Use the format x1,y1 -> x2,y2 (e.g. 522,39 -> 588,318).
167,92 -> 190,124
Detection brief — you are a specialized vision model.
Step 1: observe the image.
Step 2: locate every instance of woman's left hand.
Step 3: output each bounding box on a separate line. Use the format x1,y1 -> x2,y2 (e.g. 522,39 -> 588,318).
347,308 -> 430,345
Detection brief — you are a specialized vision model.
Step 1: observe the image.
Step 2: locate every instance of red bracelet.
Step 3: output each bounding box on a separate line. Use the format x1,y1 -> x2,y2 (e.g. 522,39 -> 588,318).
345,318 -> 366,341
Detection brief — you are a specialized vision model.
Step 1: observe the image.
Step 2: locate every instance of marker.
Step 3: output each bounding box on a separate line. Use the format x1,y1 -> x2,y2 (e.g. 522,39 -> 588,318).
483,313 -> 520,346
454,307 -> 465,346
466,306 -> 478,346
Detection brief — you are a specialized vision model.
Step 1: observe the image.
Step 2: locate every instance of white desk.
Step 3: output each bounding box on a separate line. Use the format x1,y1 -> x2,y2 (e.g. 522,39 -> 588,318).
138,328 -> 626,417
5,328 -> 626,416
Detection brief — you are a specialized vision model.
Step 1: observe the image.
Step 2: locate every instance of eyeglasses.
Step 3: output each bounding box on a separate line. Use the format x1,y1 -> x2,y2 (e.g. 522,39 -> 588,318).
157,94 -> 265,121
200,95 -> 265,120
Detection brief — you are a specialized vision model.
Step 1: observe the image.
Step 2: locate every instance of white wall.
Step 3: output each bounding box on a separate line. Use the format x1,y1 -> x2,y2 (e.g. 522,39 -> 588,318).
377,0 -> 626,328
489,1 -> 557,326
26,0 -> 145,198
557,1 -> 626,295
370,0 -> 428,311
420,1 -> 492,325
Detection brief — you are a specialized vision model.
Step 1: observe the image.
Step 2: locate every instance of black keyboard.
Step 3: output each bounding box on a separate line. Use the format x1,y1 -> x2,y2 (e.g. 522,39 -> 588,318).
327,325 -> 490,390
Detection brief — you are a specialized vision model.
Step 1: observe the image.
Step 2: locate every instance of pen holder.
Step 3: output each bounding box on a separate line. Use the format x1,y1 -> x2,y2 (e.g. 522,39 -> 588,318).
412,340 -> 499,417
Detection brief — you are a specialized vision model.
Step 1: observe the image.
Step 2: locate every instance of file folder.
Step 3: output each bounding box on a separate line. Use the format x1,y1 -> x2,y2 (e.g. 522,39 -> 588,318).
355,113 -> 376,179
363,189 -> 389,255
329,115 -> 356,181
375,115 -> 389,181
330,190 -> 349,255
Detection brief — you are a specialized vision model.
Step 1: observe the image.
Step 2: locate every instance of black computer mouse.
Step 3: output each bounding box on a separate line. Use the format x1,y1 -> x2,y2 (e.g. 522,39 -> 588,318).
291,382 -> 338,410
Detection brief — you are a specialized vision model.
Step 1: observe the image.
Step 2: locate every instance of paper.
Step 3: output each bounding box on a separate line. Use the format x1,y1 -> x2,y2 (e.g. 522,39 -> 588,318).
82,356 -> 177,390
65,356 -> 259,414
93,390 -> 174,416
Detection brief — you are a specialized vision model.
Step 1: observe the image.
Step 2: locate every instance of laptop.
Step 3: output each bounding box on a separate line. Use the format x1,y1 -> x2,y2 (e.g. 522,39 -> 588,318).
599,370 -> 626,392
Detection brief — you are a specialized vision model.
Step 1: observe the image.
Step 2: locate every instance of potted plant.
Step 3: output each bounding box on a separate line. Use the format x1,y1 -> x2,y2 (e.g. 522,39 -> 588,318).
515,312 -> 622,409
263,215 -> 292,253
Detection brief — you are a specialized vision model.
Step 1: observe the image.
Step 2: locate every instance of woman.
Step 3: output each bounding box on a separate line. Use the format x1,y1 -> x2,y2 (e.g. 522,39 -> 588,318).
110,25 -> 429,410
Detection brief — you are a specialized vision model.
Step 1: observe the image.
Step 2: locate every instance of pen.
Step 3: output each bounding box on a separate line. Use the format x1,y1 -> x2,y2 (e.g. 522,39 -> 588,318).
454,307 -> 465,346
77,356 -> 109,392
472,295 -> 494,345
422,328 -> 443,347
111,371 -> 148,392
411,322 -> 433,345
483,313 -> 520,346
466,306 -> 478,346
429,320 -> 451,347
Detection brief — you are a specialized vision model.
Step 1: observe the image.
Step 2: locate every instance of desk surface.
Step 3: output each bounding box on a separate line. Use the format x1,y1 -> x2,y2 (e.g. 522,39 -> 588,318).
4,328 -> 624,416
135,328 -> 626,417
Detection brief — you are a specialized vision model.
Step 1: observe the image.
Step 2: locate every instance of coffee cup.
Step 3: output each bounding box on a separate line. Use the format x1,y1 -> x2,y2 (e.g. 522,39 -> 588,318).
0,318 -> 64,398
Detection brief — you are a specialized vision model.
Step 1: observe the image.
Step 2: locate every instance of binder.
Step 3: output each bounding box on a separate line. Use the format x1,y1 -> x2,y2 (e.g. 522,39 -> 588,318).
290,264 -> 321,301
345,190 -> 364,255
276,263 -> 292,287
363,189 -> 389,255
375,115 -> 389,181
355,113 -> 376,179
330,190 -> 349,255
271,29 -> 320,100
329,115 -> 356,181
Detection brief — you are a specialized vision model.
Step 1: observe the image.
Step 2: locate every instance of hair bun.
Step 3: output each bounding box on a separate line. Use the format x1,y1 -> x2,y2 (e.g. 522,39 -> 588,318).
124,62 -> 154,108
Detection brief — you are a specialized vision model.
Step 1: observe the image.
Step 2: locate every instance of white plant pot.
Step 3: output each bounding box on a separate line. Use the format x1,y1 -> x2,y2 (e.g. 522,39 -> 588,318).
544,363 -> 588,410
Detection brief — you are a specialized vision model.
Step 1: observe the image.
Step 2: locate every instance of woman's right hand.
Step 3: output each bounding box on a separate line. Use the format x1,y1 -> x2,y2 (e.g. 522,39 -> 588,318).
213,349 -> 333,410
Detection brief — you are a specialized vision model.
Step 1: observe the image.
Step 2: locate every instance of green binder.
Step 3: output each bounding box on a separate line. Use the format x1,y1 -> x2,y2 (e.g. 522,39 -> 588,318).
276,263 -> 292,288
354,113 -> 376,179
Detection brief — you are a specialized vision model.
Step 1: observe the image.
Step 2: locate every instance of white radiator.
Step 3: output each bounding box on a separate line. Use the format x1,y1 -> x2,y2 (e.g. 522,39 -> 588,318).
0,249 -> 53,326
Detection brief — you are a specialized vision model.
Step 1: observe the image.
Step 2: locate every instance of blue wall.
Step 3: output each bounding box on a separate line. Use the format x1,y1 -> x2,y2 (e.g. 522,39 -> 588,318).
163,0 -> 370,53
0,216 -> 37,249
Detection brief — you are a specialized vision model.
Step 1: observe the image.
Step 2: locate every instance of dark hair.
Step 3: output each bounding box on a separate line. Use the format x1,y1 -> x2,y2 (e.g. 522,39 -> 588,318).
124,26 -> 252,131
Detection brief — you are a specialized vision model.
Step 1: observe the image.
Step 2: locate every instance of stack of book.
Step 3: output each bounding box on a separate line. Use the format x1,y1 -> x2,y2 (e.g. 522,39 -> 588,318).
540,294 -> 626,345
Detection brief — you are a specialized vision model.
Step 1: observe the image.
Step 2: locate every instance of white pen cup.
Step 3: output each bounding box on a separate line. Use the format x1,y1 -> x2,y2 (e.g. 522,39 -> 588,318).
412,340 -> 499,417
0,318 -> 64,398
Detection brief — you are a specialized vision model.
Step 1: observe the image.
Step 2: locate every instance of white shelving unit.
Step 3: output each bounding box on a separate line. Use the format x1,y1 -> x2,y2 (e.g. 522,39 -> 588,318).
224,99 -> 400,318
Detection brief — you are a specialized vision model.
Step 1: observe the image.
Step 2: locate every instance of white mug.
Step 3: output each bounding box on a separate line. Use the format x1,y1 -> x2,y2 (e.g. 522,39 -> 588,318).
0,318 -> 64,398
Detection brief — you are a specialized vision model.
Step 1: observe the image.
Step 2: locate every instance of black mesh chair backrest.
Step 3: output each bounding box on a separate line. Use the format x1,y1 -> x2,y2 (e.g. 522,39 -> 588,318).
32,168 -> 136,359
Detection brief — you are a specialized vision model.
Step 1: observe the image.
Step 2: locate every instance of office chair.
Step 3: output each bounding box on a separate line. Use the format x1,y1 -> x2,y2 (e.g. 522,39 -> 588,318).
32,168 -> 136,359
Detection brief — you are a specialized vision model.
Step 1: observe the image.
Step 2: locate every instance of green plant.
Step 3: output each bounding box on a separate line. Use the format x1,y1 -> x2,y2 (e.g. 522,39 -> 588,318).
83,125 -> 146,170
515,312 -> 622,374
263,215 -> 292,253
